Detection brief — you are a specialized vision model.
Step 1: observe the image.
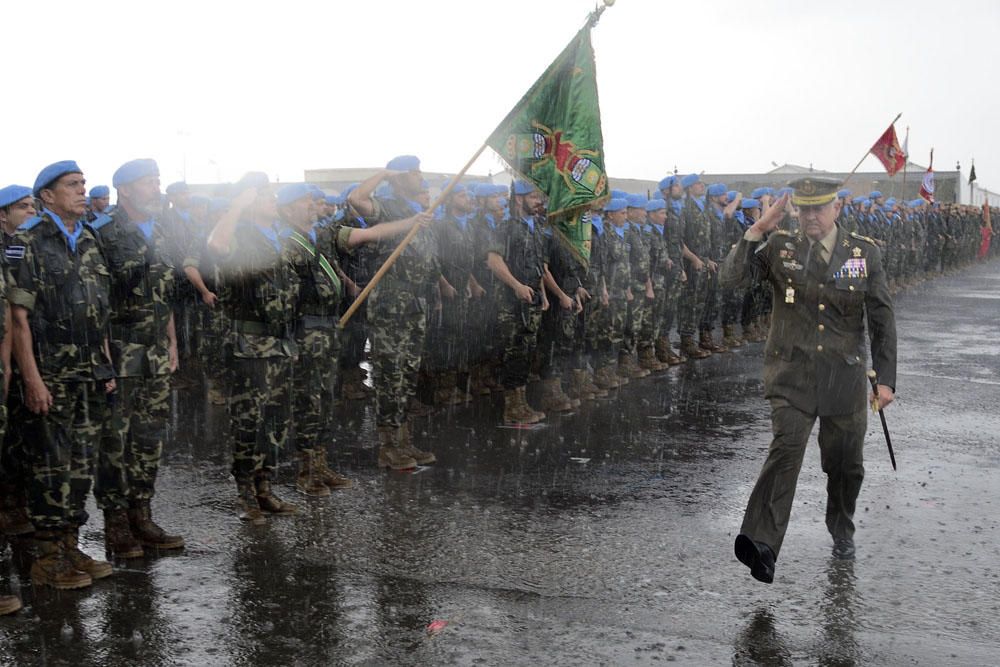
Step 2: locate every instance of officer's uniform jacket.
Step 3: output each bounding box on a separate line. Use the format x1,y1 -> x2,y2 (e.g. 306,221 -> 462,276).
720,224 -> 897,416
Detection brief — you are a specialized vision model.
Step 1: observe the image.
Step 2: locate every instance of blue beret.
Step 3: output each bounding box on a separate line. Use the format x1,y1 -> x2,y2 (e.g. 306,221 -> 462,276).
0,185 -> 33,209
885,198 -> 896,207
680,173 -> 701,189
166,181 -> 189,196
658,175 -> 677,190
440,180 -> 466,196
776,187 -> 793,197
493,184 -> 510,196
513,180 -> 535,196
626,193 -> 647,208
236,171 -> 270,193
89,185 -> 110,198
645,199 -> 666,212
750,187 -> 768,199
741,198 -> 760,209
310,187 -> 325,200
325,195 -> 341,205
851,197 -> 865,204
276,183 -> 313,207
837,189 -> 851,199
706,183 -> 727,197
189,195 -> 210,207
912,199 -> 926,207
610,189 -> 628,200
386,155 -> 420,172
604,198 -> 627,212
726,190 -> 737,203
473,183 -> 496,198
113,159 -> 159,189
33,160 -> 83,196
869,190 -> 883,199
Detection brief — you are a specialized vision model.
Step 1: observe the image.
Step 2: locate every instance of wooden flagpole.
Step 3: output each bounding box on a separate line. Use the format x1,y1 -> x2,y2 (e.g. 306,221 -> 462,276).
338,143 -> 488,328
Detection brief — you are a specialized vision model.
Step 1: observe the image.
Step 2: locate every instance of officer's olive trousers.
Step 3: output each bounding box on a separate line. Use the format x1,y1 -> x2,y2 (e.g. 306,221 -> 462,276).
740,397 -> 866,557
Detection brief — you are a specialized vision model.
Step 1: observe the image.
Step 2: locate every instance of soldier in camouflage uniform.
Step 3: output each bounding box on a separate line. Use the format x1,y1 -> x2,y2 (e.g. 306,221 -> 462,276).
698,183 -> 738,353
347,156 -> 438,470
466,184 -> 506,395
737,196 -> 769,343
620,194 -> 655,378
89,159 -> 185,559
653,176 -> 688,365
207,172 -> 300,524
485,180 -> 550,424
0,185 -> 25,613
677,174 -> 713,359
0,185 -> 35,546
9,161 -> 116,589
274,184 -> 353,497
591,198 -> 632,390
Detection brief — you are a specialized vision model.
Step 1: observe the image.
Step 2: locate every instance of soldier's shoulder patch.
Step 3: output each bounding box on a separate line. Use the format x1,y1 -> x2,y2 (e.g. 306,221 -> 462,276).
849,232 -> 878,246
16,216 -> 43,232
86,212 -> 113,231
4,245 -> 25,261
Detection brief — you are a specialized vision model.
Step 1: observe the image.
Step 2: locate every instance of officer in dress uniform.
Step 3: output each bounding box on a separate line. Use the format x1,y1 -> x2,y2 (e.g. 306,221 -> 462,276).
720,176 -> 897,583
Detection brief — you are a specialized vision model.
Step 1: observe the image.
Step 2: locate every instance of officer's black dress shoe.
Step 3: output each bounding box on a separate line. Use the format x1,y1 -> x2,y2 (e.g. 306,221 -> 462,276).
832,537 -> 856,560
734,534 -> 776,584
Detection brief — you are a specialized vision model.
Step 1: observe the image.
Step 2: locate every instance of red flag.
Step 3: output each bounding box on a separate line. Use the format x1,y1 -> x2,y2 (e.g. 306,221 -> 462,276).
919,149 -> 935,203
870,124 -> 906,176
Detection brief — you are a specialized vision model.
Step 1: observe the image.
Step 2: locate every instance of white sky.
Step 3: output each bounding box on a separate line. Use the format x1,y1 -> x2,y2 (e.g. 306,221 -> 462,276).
2,0 -> 998,192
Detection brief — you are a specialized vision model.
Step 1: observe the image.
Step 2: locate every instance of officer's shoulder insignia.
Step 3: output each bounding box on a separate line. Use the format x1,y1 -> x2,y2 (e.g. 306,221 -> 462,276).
4,245 -> 25,261
849,232 -> 877,246
772,229 -> 793,237
86,213 -> 113,231
16,216 -> 43,232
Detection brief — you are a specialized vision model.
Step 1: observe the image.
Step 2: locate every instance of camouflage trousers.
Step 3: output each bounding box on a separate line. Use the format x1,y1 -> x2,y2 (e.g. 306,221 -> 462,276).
720,284 -> 745,327
338,301 -> 369,376
623,281 -> 651,355
650,272 -> 683,342
497,296 -> 543,389
678,265 -> 710,337
229,353 -> 293,484
589,293 -> 628,366
465,291 -> 499,367
94,374 -> 171,510
538,302 -> 579,379
0,397 -> 21,521
425,295 -> 470,373
698,269 -> 722,333
199,304 -> 232,384
292,326 -> 339,451
18,380 -> 109,530
369,290 -> 427,429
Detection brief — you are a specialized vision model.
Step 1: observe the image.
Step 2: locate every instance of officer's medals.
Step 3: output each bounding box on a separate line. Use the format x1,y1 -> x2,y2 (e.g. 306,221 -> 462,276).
785,286 -> 795,304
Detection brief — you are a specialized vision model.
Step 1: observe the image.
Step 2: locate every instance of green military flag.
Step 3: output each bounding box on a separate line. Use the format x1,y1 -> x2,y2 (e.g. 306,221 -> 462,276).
486,14 -> 608,267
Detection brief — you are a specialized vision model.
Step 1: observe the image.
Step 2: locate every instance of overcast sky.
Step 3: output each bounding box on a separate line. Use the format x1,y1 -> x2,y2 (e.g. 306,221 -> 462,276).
3,0 -> 998,193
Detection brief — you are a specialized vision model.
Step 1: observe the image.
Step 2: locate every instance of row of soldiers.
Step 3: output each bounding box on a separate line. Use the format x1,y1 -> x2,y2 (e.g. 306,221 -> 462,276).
0,157 -> 994,615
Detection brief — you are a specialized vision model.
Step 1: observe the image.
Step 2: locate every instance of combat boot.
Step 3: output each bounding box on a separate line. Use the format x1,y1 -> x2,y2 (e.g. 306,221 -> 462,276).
722,324 -> 744,349
680,335 -> 711,359
748,319 -> 768,342
520,386 -> 546,422
377,426 -> 418,470
0,594 -> 21,616
62,526 -> 113,580
313,448 -> 354,490
103,509 -> 144,559
638,347 -> 668,372
296,450 -> 331,497
127,500 -> 185,550
618,352 -> 649,379
699,330 -> 729,353
654,336 -> 672,364
236,483 -> 266,525
592,364 -> 622,390
566,369 -> 602,401
30,530 -> 91,590
0,505 -> 33,537
468,364 -> 493,396
432,371 -> 468,406
503,387 -> 542,425
399,422 -> 436,465
254,473 -> 298,515
539,378 -> 576,413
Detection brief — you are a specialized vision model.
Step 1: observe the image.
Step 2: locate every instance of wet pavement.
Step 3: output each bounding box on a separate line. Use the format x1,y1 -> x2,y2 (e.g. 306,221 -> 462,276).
2,261 -> 999,666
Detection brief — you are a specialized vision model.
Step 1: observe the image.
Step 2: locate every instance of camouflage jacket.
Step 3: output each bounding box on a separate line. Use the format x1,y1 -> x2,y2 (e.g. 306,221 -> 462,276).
664,198 -> 685,265
432,212 -> 476,293
282,224 -> 344,323
602,224 -> 631,296
489,215 -> 548,304
216,221 -> 299,358
87,208 -> 176,377
625,222 -> 651,285
369,187 -> 440,313
8,211 -> 113,383
682,197 -> 712,260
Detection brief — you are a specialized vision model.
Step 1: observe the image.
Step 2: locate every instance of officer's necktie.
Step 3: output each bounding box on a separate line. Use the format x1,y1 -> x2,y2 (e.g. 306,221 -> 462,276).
808,242 -> 828,280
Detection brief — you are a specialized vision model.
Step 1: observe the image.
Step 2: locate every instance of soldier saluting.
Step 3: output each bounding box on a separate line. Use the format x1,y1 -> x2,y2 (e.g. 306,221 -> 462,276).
719,176 -> 897,583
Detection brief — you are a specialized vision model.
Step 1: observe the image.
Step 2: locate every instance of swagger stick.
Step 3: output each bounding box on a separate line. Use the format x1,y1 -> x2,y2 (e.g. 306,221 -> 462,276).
867,369 -> 897,471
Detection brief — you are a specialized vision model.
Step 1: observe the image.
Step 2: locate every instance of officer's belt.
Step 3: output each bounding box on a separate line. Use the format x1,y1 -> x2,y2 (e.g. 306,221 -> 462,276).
232,319 -> 284,337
